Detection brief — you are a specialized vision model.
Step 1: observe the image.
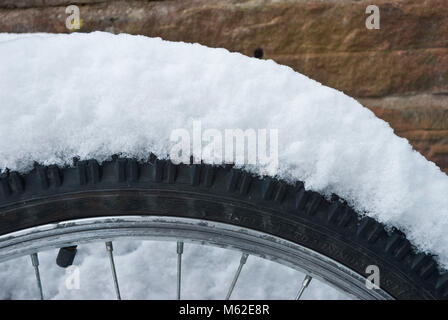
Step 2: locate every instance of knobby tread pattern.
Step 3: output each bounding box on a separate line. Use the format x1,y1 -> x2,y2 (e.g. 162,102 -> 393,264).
0,156 -> 446,300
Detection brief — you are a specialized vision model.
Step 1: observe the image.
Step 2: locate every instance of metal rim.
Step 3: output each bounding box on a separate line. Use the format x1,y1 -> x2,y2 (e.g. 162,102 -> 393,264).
0,215 -> 393,300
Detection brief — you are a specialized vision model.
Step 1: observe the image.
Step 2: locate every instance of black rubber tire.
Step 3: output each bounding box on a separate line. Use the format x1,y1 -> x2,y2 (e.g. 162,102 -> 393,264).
0,156 -> 447,299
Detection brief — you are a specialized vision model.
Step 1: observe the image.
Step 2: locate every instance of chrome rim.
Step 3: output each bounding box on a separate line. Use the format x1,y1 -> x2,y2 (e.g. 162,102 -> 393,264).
0,215 -> 393,300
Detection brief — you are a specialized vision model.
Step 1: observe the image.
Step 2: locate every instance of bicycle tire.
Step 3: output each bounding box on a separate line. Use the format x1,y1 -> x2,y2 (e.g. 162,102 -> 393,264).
0,156 -> 446,299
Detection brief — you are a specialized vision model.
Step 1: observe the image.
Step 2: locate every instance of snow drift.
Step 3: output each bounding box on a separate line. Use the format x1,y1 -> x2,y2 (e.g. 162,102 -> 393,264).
0,32 -> 447,268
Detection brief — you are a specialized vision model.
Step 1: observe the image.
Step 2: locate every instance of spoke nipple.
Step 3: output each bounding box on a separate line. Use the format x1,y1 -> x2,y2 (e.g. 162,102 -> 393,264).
240,253 -> 249,264
303,275 -> 312,288
295,274 -> 313,300
106,241 -> 113,252
30,252 -> 39,267
177,241 -> 184,254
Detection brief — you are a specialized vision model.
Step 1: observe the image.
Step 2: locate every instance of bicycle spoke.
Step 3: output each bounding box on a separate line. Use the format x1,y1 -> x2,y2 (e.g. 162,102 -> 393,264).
225,253 -> 249,300
295,274 -> 312,300
176,241 -> 184,300
30,253 -> 44,300
105,241 -> 121,300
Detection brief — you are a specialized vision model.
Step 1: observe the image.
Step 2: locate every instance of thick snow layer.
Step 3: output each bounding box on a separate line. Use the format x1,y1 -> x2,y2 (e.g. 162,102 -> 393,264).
0,32 -> 447,268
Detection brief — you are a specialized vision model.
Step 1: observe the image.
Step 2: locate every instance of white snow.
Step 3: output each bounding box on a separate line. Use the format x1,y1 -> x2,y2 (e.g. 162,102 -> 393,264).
0,241 -> 348,300
0,32 -> 447,270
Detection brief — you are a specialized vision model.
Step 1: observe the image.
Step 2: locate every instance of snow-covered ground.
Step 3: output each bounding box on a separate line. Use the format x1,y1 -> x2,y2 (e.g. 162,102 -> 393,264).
0,240 -> 348,300
0,32 -> 447,298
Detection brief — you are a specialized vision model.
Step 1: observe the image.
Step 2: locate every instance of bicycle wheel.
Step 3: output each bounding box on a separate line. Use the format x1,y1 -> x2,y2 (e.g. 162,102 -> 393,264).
0,156 -> 446,299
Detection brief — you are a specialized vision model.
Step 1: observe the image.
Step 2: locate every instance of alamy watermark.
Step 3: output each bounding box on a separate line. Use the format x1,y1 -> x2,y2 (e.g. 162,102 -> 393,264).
169,121 -> 279,173
365,265 -> 380,290
65,265 -> 80,290
66,5 -> 81,30
365,5 -> 380,30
